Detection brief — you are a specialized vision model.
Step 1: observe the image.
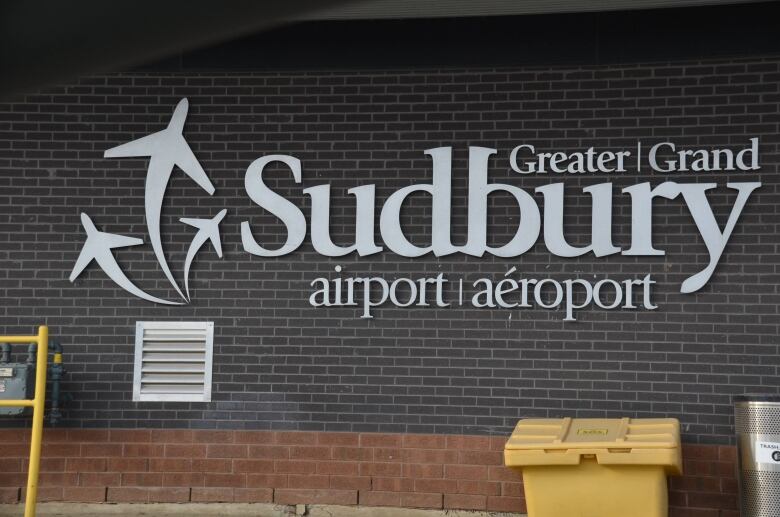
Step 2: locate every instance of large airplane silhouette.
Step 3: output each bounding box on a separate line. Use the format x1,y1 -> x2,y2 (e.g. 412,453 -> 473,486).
70,213 -> 182,305
104,98 -> 215,302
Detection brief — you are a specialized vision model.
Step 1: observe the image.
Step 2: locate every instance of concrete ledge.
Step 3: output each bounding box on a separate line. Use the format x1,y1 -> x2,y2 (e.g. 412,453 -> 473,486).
0,503 -> 525,517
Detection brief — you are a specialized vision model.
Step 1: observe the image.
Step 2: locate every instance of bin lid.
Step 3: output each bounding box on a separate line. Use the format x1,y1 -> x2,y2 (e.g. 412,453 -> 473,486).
504,417 -> 682,474
734,393 -> 780,403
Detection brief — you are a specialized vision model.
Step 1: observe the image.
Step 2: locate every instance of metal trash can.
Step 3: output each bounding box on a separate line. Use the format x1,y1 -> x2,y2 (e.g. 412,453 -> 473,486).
735,394 -> 780,517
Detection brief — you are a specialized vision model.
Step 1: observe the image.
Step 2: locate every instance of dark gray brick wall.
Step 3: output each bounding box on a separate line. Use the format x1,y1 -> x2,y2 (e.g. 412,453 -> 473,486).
0,56 -> 778,444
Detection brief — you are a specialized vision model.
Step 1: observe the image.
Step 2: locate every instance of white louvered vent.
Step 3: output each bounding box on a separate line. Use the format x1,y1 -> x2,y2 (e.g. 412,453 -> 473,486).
133,321 -> 214,402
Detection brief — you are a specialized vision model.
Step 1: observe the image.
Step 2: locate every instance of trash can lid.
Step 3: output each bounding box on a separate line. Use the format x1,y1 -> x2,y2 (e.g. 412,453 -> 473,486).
504,417 -> 682,474
734,394 -> 780,403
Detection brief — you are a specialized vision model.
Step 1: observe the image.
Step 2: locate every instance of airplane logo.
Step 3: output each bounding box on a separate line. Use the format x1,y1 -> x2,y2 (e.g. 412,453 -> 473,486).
71,98 -> 224,305
70,214 -> 183,305
180,209 -> 227,301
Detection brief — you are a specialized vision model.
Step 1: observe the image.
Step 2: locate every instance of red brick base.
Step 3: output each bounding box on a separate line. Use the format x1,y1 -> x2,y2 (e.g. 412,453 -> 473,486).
0,429 -> 737,515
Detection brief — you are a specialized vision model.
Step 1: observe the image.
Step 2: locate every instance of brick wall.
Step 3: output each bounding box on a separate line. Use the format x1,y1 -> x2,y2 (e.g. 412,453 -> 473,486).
0,26 -> 779,516
0,429 -> 738,516
0,58 -> 778,442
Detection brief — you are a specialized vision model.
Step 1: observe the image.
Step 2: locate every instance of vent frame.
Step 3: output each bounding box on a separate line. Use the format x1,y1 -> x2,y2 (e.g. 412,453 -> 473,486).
133,321 -> 214,402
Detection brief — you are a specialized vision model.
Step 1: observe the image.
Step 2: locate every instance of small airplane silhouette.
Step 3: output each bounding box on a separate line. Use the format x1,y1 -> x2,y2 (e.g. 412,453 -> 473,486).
180,209 -> 227,301
69,213 -> 182,305
104,98 -> 215,302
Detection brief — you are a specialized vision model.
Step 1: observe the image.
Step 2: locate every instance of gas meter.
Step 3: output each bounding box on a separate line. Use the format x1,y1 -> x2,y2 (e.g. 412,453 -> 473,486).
0,344 -> 35,416
0,342 -> 65,423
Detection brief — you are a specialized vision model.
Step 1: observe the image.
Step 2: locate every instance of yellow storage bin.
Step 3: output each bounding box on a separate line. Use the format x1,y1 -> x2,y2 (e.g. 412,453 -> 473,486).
504,417 -> 682,517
